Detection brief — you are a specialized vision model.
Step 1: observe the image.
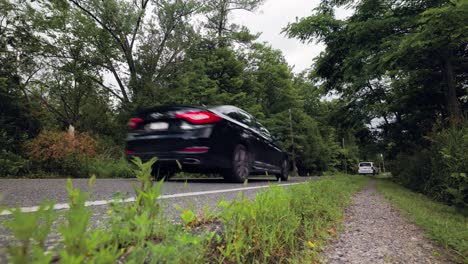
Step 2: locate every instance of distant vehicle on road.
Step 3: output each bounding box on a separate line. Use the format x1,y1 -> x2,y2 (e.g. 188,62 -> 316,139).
125,105 -> 289,182
358,162 -> 377,175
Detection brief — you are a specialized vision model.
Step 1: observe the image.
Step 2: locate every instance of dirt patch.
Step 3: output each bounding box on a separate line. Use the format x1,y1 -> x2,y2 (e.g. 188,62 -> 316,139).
323,181 -> 453,264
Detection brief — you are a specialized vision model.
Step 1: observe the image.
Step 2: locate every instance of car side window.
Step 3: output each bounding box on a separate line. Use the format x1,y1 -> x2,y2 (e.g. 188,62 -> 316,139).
249,118 -> 272,140
257,122 -> 273,140
213,106 -> 245,124
227,110 -> 253,126
212,106 -> 268,137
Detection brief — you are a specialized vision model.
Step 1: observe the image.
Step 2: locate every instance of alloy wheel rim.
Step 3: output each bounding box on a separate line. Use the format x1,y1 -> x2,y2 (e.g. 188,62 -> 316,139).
282,160 -> 288,177
234,148 -> 249,179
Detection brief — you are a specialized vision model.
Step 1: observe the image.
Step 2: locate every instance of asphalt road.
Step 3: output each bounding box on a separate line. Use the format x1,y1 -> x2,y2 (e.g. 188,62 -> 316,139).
0,176 -> 314,208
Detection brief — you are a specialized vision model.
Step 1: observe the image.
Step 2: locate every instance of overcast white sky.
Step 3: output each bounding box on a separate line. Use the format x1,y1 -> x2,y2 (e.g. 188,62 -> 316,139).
232,0 -> 352,73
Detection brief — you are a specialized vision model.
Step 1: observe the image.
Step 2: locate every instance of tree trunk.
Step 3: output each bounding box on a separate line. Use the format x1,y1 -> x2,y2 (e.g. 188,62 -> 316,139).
442,53 -> 461,124
288,108 -> 298,176
217,0 -> 228,48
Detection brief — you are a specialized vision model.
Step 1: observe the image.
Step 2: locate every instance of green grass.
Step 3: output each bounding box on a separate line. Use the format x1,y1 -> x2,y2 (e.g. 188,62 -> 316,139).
0,156 -> 134,179
85,157 -> 134,178
210,175 -> 370,263
375,180 -> 468,263
373,172 -> 392,179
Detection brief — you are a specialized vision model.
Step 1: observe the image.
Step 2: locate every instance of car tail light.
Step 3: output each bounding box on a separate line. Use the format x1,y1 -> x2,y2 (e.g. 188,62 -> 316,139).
125,150 -> 135,155
128,118 -> 143,129
175,111 -> 222,124
178,147 -> 210,153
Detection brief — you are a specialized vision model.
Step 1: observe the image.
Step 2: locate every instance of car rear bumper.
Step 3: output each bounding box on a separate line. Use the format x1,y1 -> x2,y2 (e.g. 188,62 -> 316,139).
126,151 -> 231,173
126,129 -> 237,173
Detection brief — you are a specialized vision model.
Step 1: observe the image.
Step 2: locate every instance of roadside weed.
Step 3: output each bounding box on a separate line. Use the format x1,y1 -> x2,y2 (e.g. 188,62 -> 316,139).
212,175 -> 369,263
177,202 -> 219,231
4,158 -> 167,263
107,157 -> 166,247
146,227 -> 209,263
179,206 -> 197,227
58,177 -> 94,259
5,201 -> 56,264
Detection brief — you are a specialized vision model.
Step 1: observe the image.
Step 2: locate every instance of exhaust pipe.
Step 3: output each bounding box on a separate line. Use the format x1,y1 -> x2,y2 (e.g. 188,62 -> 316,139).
182,158 -> 200,164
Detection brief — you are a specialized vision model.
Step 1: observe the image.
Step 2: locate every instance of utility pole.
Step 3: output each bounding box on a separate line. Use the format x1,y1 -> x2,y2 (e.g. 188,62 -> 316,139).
288,108 -> 298,176
381,153 -> 385,173
342,137 -> 347,174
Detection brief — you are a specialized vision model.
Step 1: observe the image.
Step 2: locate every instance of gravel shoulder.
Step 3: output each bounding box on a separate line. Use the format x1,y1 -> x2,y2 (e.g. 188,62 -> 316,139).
323,181 -> 453,264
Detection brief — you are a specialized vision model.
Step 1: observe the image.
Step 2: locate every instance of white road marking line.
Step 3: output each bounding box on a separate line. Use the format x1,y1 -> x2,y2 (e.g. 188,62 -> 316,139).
0,182 -> 305,216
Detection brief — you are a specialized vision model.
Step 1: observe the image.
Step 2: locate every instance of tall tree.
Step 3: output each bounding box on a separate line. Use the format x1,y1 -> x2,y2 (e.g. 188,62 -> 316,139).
0,0 -> 42,136
25,0 -> 202,107
204,0 -> 264,47
285,0 -> 468,155
388,0 -> 468,123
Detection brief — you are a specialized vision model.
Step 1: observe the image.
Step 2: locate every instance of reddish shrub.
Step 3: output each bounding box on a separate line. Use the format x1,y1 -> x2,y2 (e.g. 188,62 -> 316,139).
26,131 -> 97,176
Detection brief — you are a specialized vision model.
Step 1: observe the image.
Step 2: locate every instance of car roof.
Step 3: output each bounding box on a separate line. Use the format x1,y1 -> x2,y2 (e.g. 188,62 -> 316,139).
210,105 -> 239,109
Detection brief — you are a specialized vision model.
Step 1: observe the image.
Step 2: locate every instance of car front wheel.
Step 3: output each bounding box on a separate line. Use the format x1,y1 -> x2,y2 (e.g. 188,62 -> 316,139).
277,159 -> 289,181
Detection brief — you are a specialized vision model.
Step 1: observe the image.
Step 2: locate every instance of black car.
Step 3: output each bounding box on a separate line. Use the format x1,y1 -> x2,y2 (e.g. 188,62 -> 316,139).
125,105 -> 289,182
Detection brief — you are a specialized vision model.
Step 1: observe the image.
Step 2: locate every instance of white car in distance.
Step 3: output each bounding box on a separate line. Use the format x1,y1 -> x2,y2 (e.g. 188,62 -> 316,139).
358,162 -> 377,175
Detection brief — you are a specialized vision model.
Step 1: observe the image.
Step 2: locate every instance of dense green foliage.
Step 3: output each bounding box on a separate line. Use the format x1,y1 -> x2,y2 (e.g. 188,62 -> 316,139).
376,180 -> 468,262
285,0 -> 467,205
2,158 -> 369,263
390,122 -> 468,208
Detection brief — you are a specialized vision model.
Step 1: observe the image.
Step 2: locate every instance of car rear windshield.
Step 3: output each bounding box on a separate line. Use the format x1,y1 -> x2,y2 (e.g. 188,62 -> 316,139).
359,162 -> 372,167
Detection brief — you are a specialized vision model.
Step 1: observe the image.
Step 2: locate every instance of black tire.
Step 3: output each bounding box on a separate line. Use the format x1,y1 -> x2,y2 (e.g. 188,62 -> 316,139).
225,145 -> 251,183
277,159 -> 289,181
151,165 -> 174,181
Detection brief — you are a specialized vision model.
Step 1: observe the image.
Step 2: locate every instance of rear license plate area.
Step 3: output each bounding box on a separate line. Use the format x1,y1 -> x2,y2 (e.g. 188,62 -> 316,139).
146,122 -> 169,131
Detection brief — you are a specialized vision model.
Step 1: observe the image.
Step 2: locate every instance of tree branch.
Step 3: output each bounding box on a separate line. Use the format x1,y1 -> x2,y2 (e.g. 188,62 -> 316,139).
106,61 -> 130,103
130,0 -> 150,50
36,93 -> 70,126
88,75 -> 124,102
68,0 -> 128,53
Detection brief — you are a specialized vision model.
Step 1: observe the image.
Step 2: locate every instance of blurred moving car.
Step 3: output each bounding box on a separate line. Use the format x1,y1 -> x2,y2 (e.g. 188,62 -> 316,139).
125,105 -> 289,182
358,162 -> 377,175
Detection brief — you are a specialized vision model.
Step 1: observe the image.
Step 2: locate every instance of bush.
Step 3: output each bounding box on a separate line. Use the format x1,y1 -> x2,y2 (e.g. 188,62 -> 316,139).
0,129 -> 30,176
26,130 -> 97,177
24,130 -> 134,178
390,121 -> 468,209
429,122 -> 468,209
0,149 -> 30,176
389,150 -> 433,194
86,157 -> 133,178
94,135 -> 126,159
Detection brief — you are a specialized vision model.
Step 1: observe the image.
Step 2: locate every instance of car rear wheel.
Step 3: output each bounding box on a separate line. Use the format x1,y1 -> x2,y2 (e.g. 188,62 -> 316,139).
277,159 -> 289,181
151,165 -> 175,181
225,145 -> 251,183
